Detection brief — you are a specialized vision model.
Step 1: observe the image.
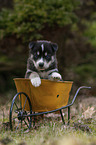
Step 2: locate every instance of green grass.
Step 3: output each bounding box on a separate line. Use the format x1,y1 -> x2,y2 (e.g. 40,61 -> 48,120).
0,96 -> 96,145
0,120 -> 96,145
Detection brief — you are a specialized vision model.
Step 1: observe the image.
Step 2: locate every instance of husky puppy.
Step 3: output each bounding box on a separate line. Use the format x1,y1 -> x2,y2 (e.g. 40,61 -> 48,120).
25,40 -> 62,87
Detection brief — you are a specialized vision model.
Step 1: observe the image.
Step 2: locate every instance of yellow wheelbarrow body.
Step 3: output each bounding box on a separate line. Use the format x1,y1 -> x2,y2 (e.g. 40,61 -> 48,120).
14,78 -> 73,112
9,78 -> 91,130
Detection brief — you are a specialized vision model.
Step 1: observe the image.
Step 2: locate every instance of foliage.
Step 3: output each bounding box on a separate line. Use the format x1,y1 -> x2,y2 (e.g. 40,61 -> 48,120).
83,21 -> 96,47
0,0 -> 79,42
75,64 -> 96,83
0,0 -> 96,93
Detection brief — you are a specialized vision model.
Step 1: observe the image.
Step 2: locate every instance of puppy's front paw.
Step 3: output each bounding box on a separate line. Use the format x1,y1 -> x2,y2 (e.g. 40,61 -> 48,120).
50,72 -> 62,81
31,77 -> 41,87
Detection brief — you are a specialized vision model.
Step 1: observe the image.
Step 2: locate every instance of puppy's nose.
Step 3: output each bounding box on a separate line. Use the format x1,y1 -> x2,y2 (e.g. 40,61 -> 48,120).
39,63 -> 44,68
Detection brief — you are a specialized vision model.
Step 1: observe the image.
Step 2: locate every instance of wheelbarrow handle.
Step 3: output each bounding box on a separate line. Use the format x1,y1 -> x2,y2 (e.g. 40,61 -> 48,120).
71,86 -> 91,106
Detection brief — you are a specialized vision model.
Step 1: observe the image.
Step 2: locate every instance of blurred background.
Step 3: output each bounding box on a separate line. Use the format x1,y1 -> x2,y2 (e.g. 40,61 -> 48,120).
0,0 -> 96,96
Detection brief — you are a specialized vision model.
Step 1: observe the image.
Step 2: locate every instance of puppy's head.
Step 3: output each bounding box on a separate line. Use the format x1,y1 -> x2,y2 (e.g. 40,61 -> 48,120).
29,40 -> 58,71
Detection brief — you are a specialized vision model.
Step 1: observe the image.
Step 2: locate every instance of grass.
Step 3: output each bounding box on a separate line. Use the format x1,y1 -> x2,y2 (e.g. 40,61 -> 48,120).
0,94 -> 96,145
0,120 -> 96,145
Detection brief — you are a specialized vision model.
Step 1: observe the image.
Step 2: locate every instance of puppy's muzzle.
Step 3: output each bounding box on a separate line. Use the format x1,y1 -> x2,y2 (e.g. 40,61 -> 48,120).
39,62 -> 44,68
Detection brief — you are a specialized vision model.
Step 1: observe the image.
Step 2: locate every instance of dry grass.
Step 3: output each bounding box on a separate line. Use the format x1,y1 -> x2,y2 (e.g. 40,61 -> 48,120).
0,95 -> 96,145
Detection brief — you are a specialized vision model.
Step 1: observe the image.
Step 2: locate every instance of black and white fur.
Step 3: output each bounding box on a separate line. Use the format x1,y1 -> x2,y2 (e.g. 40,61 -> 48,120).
25,40 -> 62,87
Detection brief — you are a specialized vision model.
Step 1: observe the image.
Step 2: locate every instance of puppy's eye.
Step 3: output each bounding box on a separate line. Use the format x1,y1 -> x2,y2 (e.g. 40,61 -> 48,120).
37,51 -> 40,55
45,52 -> 47,56
45,53 -> 51,60
34,52 -> 39,59
34,54 -> 38,59
34,51 -> 40,59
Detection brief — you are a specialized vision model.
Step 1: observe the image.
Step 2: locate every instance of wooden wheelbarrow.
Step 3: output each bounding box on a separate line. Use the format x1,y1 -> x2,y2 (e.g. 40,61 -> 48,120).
9,78 -> 91,131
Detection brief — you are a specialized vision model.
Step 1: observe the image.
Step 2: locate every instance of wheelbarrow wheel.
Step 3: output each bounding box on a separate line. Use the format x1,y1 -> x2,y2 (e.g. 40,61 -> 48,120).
9,92 -> 32,131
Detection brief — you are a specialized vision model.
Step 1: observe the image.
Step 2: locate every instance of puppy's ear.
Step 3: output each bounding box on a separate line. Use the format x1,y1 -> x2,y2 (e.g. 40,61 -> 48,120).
29,42 -> 35,49
51,43 -> 58,52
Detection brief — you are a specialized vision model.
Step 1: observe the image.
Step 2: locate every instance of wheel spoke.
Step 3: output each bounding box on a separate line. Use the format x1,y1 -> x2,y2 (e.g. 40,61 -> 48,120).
27,117 -> 30,122
19,94 -> 22,108
22,97 -> 27,112
13,116 -> 18,120
16,120 -> 21,131
24,111 -> 30,122
24,120 -> 29,128
15,108 -> 22,113
14,102 -> 19,110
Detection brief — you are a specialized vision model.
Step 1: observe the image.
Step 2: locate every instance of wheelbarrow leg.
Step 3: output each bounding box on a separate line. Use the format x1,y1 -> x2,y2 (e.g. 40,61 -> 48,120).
33,112 -> 35,127
60,110 -> 65,125
68,107 -> 70,125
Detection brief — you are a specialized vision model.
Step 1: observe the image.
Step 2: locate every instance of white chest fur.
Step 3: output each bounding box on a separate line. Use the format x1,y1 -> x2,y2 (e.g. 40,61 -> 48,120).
39,71 -> 49,79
